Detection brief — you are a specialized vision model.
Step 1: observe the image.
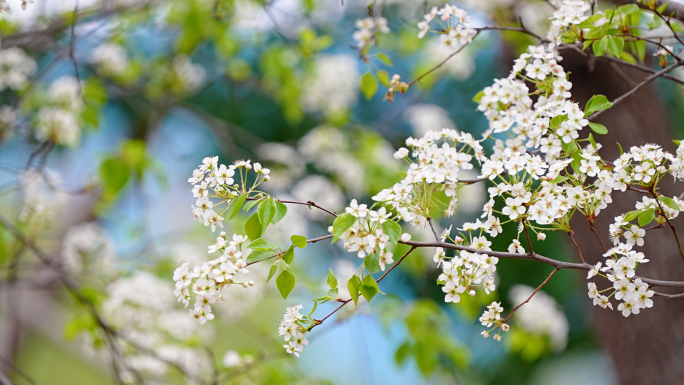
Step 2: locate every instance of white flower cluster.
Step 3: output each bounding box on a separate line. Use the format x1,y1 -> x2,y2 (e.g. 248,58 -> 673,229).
103,272 -> 212,383
19,168 -> 66,230
353,16 -> 390,50
188,156 -> 270,232
170,55 -> 206,95
61,222 -> 116,276
90,43 -> 130,78
548,0 -> 591,44
34,77 -> 85,148
509,285 -> 569,350
587,240 -> 654,317
0,47 -> 36,91
0,106 -> 17,141
478,45 -> 590,163
0,0 -> 32,12
172,232 -> 254,324
417,4 -> 475,49
332,200 -> 395,270
301,55 -> 359,118
375,129 -> 484,227
435,243 -> 498,304
479,301 -> 507,341
277,304 -> 309,357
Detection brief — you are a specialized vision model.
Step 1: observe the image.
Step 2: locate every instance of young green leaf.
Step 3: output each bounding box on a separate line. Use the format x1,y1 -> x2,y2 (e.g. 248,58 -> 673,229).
272,201 -> 288,224
593,36 -> 608,57
246,248 -> 275,263
382,220 -> 401,245
291,235 -> 307,248
361,71 -> 378,100
376,53 -> 393,66
332,213 -> 357,243
638,208 -> 655,227
249,238 -> 278,250
377,70 -> 391,87
348,275 -> 362,306
327,268 -> 338,290
472,90 -> 485,104
283,245 -> 295,264
245,213 -> 263,240
623,209 -> 640,223
584,94 -> 613,117
228,194 -> 247,219
659,196 -> 681,211
266,263 -> 278,284
276,270 -> 295,299
364,253 -> 381,274
243,198 -> 262,212
360,274 -> 380,302
258,199 -> 276,228
608,36 -> 624,58
588,122 -> 608,135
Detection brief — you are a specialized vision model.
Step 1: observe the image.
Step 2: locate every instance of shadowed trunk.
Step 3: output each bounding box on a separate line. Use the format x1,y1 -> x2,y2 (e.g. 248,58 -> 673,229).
563,50 -> 684,385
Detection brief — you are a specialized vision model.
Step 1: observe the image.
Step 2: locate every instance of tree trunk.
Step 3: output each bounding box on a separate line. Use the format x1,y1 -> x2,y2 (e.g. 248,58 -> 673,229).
563,50 -> 684,385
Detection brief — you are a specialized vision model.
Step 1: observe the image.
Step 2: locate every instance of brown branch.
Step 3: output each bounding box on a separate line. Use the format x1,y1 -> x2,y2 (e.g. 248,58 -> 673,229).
588,62 -> 684,121
309,246 -> 417,331
567,230 -> 587,264
651,190 -> 684,262
408,31 -> 481,88
503,268 -> 560,323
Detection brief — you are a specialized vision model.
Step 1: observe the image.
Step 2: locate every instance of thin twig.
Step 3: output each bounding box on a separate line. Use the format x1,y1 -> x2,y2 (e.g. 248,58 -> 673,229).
588,62 -> 684,121
503,268 -> 559,323
652,189 -> 684,263
567,230 -> 587,264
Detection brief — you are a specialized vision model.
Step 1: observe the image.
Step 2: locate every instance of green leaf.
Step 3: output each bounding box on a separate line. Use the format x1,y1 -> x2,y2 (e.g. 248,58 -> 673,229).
377,70 -> 391,87
242,198 -> 262,212
229,194 -> 248,219
291,235 -> 307,248
283,245 -> 295,264
593,36 -> 609,57
361,72 -> 378,100
584,94 -> 613,117
245,213 -> 263,240
348,275 -> 362,306
638,208 -> 655,227
364,253 -> 381,274
588,122 -> 608,135
659,196 -> 681,211
327,268 -> 338,290
249,238 -> 278,250
623,209 -> 640,222
618,4 -> 639,15
472,90 -> 485,104
282,262 -> 298,280
657,2 -> 669,13
360,274 -> 380,302
100,157 -> 130,200
272,201 -> 288,224
258,199 -> 276,228
382,221 -> 401,245
246,248 -> 275,263
276,271 -> 295,299
588,133 -> 598,150
332,213 -> 357,243
266,263 -> 278,284
671,21 -> 684,32
620,50 -> 637,64
608,36 -> 624,57
634,39 -> 646,62
376,53 -> 393,66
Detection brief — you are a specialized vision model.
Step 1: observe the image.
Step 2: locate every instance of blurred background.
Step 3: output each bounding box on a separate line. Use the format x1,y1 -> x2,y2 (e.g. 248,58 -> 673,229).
1,0 -> 683,384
